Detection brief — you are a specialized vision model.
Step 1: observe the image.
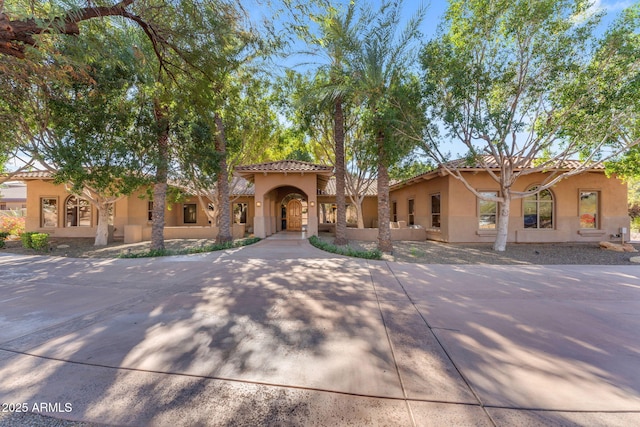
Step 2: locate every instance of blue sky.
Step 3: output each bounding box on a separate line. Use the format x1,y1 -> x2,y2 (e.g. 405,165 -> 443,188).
261,0 -> 633,73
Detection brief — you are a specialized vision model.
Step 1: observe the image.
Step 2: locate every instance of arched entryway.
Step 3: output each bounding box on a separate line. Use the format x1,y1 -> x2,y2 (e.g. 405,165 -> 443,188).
234,160 -> 333,238
281,193 -> 305,231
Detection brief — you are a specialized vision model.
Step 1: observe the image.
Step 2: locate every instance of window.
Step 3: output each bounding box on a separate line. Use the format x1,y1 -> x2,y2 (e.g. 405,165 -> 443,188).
392,201 -> 397,222
431,193 -> 441,228
579,191 -> 599,229
0,203 -> 6,210
65,195 -> 91,227
184,203 -> 197,224
523,187 -> 553,229
41,197 -> 58,227
408,199 -> 415,225
234,203 -> 248,224
148,201 -> 154,221
478,191 -> 498,229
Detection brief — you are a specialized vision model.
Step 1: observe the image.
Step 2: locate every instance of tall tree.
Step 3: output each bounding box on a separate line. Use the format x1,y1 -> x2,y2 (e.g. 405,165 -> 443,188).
47,25 -> 155,246
288,2 -> 364,245
352,0 -> 426,253
420,0 -> 640,251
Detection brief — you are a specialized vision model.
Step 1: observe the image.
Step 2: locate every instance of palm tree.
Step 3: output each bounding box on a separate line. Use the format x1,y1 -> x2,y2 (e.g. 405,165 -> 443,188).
297,3 -> 364,245
352,0 -> 425,253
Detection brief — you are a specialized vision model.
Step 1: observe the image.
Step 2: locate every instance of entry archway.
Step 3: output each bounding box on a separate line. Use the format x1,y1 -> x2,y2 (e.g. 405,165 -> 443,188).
234,160 -> 333,238
281,192 -> 305,231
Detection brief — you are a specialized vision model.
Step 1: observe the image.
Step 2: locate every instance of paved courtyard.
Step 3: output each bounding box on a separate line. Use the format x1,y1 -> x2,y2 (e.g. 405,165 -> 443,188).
1,236 -> 639,426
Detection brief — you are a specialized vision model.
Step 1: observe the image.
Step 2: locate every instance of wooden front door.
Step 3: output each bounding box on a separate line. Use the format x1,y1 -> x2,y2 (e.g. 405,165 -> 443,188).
286,199 -> 302,231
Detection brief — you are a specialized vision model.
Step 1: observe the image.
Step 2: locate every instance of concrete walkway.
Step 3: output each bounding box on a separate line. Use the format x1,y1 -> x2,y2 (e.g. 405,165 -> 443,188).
0,237 -> 639,426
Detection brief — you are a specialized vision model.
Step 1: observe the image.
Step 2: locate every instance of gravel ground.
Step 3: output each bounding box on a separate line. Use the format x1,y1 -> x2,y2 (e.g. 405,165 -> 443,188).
0,412 -> 100,427
317,233 -> 640,265
2,234 -> 638,265
0,237 -> 226,259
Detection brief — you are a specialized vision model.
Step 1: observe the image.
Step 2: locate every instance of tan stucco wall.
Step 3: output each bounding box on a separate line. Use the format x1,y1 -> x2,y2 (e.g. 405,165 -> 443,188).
390,175 -> 450,241
0,201 -> 25,210
24,182 -> 255,241
24,169 -> 629,244
390,171 -> 629,243
24,179 -> 127,238
252,173 -> 321,238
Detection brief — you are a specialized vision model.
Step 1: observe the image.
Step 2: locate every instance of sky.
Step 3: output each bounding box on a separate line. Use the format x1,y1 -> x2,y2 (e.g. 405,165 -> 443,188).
258,0 -> 635,159
259,0 -> 633,74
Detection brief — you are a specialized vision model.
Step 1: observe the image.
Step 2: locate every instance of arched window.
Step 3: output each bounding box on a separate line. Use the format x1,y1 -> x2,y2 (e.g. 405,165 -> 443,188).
65,195 -> 91,227
523,187 -> 553,229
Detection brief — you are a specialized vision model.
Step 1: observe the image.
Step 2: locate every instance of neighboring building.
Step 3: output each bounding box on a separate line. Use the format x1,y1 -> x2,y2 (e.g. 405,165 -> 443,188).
14,159 -> 630,243
390,159 -> 629,243
0,181 -> 27,212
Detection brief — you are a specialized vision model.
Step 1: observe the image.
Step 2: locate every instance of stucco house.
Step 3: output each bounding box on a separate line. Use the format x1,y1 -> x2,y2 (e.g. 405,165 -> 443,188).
0,181 -> 27,212
15,159 -> 630,244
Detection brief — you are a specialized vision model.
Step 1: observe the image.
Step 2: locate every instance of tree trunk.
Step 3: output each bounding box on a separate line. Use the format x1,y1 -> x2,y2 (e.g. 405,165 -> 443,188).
377,133 -> 393,253
151,101 -> 169,251
214,113 -> 232,243
0,0 -> 141,59
333,96 -> 348,245
349,194 -> 365,229
493,192 -> 510,252
356,200 -> 365,229
94,202 -> 110,246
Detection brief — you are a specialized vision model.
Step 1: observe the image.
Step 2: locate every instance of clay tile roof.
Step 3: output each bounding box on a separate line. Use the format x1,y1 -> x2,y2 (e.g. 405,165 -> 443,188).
9,170 -> 54,179
320,177 -> 378,196
443,155 -> 605,170
229,177 -> 254,196
235,160 -> 333,173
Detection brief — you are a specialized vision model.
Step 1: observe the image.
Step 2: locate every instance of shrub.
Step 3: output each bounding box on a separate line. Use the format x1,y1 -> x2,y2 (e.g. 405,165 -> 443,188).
21,231 -> 36,249
632,217 -> 640,232
308,235 -> 382,260
30,233 -> 50,251
0,216 -> 25,236
0,231 -> 9,249
119,237 -> 261,258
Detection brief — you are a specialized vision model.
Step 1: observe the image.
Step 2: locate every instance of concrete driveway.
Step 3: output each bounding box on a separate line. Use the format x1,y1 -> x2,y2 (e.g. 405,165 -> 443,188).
1,237 -> 639,426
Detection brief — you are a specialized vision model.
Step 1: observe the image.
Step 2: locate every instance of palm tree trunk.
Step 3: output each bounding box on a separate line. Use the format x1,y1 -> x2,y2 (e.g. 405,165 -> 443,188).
377,132 -> 393,253
214,113 -> 232,243
151,101 -> 169,251
334,96 -> 347,245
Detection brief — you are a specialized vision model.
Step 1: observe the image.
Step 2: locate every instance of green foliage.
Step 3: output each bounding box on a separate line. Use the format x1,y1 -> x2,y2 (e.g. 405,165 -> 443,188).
389,159 -> 434,181
20,231 -> 48,250
420,0 -> 640,251
30,233 -> 50,251
20,231 -> 35,249
45,24 -> 155,198
308,235 -> 382,259
118,237 -> 261,258
0,231 -> 9,248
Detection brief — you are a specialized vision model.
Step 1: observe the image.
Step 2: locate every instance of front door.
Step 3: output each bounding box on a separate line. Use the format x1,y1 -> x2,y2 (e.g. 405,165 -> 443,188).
286,199 -> 302,231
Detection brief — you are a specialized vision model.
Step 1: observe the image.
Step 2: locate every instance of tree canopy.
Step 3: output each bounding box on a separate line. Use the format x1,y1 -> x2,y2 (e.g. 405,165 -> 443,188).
419,0 -> 640,251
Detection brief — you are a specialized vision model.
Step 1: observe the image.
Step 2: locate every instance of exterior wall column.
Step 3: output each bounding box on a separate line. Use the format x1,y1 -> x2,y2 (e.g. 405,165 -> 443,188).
307,195 -> 318,237
253,192 -> 267,238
